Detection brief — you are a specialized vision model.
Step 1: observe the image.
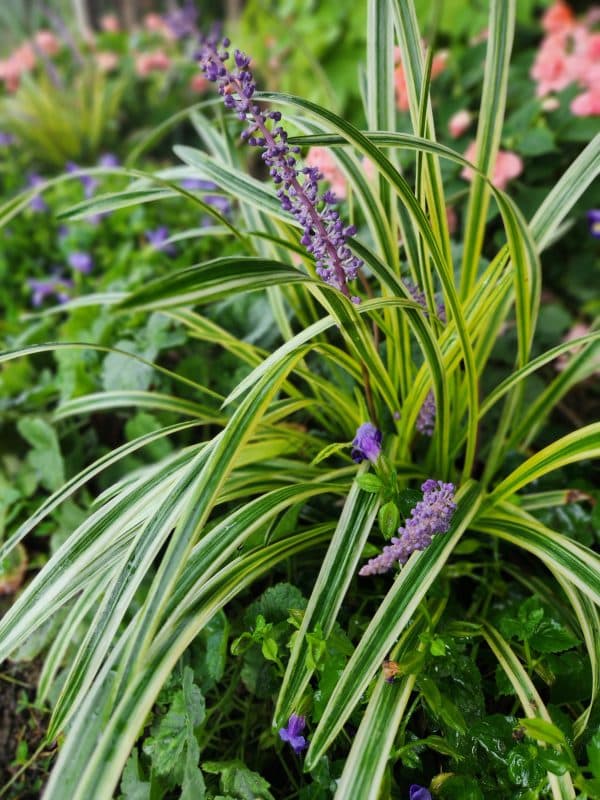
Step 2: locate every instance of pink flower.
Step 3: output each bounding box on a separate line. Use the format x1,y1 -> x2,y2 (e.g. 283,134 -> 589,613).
461,141 -> 523,191
34,30 -> 60,56
305,146 -> 347,200
448,109 -> 472,138
393,47 -> 447,112
570,89 -> 600,116
100,13 -> 120,33
143,13 -> 175,40
446,206 -> 458,235
189,73 -> 209,93
531,31 -> 576,96
556,323 -> 600,374
0,42 -> 35,91
95,51 -> 119,73
135,50 -> 171,77
542,1 -> 575,34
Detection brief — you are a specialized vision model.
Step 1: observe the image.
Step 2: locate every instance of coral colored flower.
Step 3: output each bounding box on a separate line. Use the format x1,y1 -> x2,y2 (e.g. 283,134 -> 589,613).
448,109 -> 472,138
394,48 -> 446,111
95,51 -> 118,72
100,13 -> 120,33
555,321 -> 600,375
410,786 -> 432,800
359,481 -> 456,575
143,13 -> 175,40
189,73 -> 209,93
34,30 -> 60,56
279,714 -> 308,754
135,50 -> 171,77
351,422 -> 382,464
461,141 -> 523,191
305,146 -> 347,200
542,0 -> 575,34
571,89 -> 600,116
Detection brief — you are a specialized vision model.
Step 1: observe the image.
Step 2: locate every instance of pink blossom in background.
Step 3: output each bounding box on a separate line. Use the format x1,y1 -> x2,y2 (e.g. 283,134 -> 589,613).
542,0 -> 575,33
135,50 -> 171,77
393,47 -> 447,111
0,42 -> 36,92
571,89 -> 600,116
144,13 -> 175,40
530,31 -> 577,96
446,206 -> 458,235
34,30 -> 60,56
305,147 -> 347,200
189,73 -> 209,93
362,157 -> 376,182
95,51 -> 119,72
555,323 -> 600,374
461,141 -> 523,191
448,109 -> 472,138
100,13 -> 120,33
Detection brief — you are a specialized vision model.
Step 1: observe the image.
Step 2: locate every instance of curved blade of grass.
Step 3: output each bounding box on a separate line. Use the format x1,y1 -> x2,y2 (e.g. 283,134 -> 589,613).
274,471 -> 379,725
54,390 -> 222,421
305,481 -> 482,769
481,622 -> 575,799
489,423 -> 600,504
475,505 -> 600,607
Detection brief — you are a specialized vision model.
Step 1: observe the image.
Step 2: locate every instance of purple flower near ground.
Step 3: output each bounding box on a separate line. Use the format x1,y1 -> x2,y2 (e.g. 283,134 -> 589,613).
27,276 -> 73,307
410,786 -> 432,800
279,714 -> 308,754
68,251 -> 93,274
164,1 -> 198,39
416,390 -> 436,437
145,226 -> 177,256
26,174 -> 48,212
359,480 -> 456,575
197,36 -> 362,299
98,153 -> 119,168
587,210 -> 600,239
0,132 -> 15,146
351,422 -> 382,464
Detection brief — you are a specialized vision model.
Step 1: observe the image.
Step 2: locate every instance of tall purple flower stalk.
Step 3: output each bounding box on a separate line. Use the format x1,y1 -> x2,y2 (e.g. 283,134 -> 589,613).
359,480 -> 456,575
197,36 -> 362,299
416,390 -> 436,436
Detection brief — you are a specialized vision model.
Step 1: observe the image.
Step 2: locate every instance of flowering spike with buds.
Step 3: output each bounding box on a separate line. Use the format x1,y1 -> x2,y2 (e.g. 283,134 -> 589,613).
351,422 -> 382,463
359,480 -> 456,575
196,36 -> 362,298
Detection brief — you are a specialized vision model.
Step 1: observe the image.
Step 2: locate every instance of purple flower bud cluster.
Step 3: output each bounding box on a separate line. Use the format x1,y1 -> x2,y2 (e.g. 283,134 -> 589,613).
164,1 -> 198,39
404,279 -> 446,323
351,422 -> 382,464
416,390 -> 436,437
410,786 -> 432,800
197,36 -> 362,299
278,714 -> 308,754
68,251 -> 93,274
359,480 -> 456,575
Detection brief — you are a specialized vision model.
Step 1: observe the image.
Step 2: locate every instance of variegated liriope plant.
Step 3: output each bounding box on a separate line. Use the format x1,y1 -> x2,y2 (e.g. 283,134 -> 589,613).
1,1 -> 599,798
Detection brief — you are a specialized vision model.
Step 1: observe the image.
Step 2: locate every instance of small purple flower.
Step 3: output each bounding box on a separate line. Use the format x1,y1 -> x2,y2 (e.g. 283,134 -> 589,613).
164,1 -> 198,39
145,226 -> 177,256
279,714 -> 308,754
98,153 -> 119,168
410,786 -> 432,800
416,390 -> 436,437
587,210 -> 600,239
351,422 -> 382,464
180,177 -> 217,191
197,36 -> 362,298
27,174 -> 48,212
27,276 -> 73,307
68,251 -> 93,274
66,161 -> 98,198
0,131 -> 15,146
359,480 -> 456,575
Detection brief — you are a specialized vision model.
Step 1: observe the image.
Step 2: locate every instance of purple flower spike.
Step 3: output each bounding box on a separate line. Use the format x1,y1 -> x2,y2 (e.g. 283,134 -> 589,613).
410,786 -> 432,800
351,422 -> 382,464
279,714 -> 308,754
416,390 -> 436,437
164,1 -> 198,39
68,251 -> 93,274
180,177 -> 217,191
145,226 -> 177,256
359,480 -> 456,575
587,210 -> 600,239
197,35 -> 362,298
